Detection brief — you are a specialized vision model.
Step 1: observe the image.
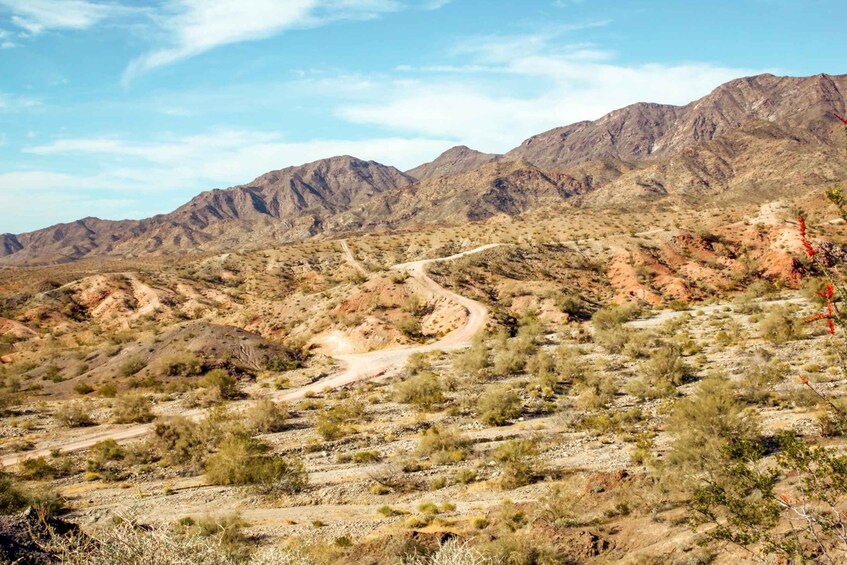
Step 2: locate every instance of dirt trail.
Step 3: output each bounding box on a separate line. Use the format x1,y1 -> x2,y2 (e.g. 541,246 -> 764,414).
339,239 -> 368,277
1,243 -> 500,468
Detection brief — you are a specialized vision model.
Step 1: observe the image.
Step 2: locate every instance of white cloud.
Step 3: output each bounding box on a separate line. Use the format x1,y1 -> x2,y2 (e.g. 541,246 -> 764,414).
338,32 -> 762,152
0,0 -> 118,34
123,0 -> 445,82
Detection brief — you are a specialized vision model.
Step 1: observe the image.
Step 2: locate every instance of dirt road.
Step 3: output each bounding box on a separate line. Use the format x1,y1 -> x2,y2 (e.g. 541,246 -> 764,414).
1,243 -> 499,467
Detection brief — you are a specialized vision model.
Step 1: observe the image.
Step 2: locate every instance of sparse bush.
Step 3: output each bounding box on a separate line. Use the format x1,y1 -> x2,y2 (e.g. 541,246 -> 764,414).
493,439 -> 538,489
112,394 -> 154,424
477,385 -> 522,426
453,336 -> 489,376
17,456 -> 57,480
97,383 -> 118,398
759,306 -> 803,343
202,369 -> 239,400
73,382 -> 94,395
637,344 -> 690,396
393,371 -> 444,410
416,425 -> 468,465
244,399 -> 288,433
159,352 -> 203,377
54,400 -> 96,427
205,434 -> 307,493
120,356 -> 147,377
316,401 -> 365,440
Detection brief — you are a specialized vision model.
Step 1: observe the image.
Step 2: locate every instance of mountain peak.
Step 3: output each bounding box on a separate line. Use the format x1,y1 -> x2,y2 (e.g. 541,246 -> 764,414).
406,145 -> 502,181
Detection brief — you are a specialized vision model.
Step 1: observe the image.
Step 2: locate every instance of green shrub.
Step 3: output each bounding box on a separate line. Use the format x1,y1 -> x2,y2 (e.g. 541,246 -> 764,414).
54,400 -> 96,427
478,385 -> 522,426
159,353 -> 203,377
112,394 -> 154,424
759,306 -> 803,343
244,399 -> 288,433
415,426 -> 468,465
202,369 -> 239,400
205,434 -> 307,492
393,371 -> 444,410
120,356 -> 147,377
453,337 -> 489,376
17,457 -> 57,480
493,439 -> 539,489
315,401 -> 365,440
73,382 -> 94,395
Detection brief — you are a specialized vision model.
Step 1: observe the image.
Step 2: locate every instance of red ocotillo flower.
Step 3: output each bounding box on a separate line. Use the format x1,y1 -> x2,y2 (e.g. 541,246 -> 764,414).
828,319 -> 836,335
835,112 -> 847,126
818,283 -> 835,300
799,375 -> 809,385
798,215 -> 816,257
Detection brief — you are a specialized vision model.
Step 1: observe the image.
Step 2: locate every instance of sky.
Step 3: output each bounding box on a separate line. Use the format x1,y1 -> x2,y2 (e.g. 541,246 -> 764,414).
0,0 -> 845,234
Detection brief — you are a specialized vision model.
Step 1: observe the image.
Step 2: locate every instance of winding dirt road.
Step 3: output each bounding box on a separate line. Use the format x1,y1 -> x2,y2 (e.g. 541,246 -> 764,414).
1,243 -> 499,468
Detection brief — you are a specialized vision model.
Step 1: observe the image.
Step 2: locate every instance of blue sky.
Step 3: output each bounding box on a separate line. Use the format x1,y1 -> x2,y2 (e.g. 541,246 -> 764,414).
0,0 -> 845,234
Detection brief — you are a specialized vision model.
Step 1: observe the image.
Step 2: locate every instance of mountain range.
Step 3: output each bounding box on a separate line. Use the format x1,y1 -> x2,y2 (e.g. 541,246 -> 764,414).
3,72 -> 847,265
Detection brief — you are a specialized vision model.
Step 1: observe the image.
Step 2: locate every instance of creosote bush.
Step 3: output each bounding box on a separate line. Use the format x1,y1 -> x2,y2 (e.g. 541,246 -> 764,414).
415,425 -> 468,465
54,400 -> 96,427
112,394 -> 154,424
493,439 -> 539,489
393,371 -> 444,410
205,433 -> 307,493
477,384 -> 522,426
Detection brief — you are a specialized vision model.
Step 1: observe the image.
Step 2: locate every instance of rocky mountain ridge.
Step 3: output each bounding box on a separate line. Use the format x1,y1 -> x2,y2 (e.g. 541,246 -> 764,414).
3,72 -> 846,265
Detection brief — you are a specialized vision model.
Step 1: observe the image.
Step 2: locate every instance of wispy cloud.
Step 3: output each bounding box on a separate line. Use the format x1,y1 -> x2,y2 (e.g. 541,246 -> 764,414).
123,0 -> 443,83
0,0 -> 120,34
338,30 -> 761,151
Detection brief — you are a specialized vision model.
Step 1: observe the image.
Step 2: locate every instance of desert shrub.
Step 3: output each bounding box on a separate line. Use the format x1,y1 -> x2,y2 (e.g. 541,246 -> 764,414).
73,382 -> 94,395
316,401 -> 365,440
266,352 -> 302,372
244,399 -> 289,433
634,344 -> 690,397
151,416 -> 213,468
112,394 -> 154,424
477,385 -> 522,426
0,471 -> 64,516
120,356 -> 147,377
591,303 -> 640,331
86,439 -> 127,480
661,375 -> 760,493
54,400 -> 96,427
737,354 -> 786,405
159,352 -> 203,377
393,371 -> 444,410
526,350 -> 556,391
202,369 -> 239,400
554,346 -> 590,383
415,426 -> 468,465
97,383 -> 118,398
53,517 -> 302,565
396,316 -> 423,339
205,434 -> 307,493
453,336 -> 489,376
493,439 -> 539,489
593,326 -> 635,354
491,332 -> 526,377
17,456 -> 57,480
555,292 -> 592,320
758,305 -> 803,343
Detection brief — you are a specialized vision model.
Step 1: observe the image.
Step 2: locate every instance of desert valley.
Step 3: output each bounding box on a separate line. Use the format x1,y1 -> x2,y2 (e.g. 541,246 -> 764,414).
1,69 -> 847,563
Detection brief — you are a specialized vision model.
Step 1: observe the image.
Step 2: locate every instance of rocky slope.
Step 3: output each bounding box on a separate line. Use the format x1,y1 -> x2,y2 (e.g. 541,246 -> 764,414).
406,145 -> 501,181
2,156 -> 411,264
3,73 -> 846,265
